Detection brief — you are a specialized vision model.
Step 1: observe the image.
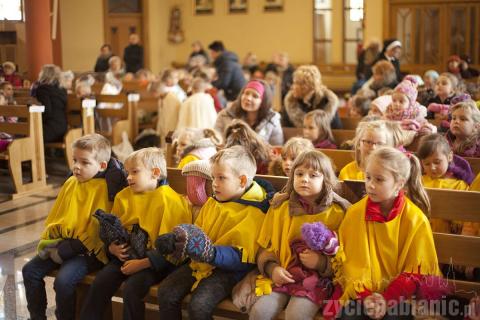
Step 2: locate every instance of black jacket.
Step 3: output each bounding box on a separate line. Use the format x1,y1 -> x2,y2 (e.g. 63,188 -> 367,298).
34,83 -> 68,143
212,51 -> 246,101
124,44 -> 144,73
94,54 -> 112,73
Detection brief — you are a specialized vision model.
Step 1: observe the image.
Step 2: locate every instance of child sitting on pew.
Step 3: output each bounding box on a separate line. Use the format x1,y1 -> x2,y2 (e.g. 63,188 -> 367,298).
22,134 -> 127,320
0,81 -> 15,104
155,146 -> 274,319
334,147 -> 444,320
303,109 -> 337,149
250,150 -> 350,319
446,99 -> 480,158
79,147 -> 192,320
176,128 -> 222,169
268,137 -> 315,176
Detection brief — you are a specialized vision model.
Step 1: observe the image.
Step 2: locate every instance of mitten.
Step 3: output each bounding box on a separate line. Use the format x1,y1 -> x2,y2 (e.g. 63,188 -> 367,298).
301,222 -> 339,255
427,103 -> 450,115
93,209 -> 129,246
173,224 -> 215,263
155,233 -> 177,256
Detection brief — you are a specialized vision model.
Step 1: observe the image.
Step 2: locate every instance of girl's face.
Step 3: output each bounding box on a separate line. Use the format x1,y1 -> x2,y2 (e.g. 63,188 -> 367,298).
365,159 -> 404,206
391,92 -> 410,113
293,163 -> 324,204
434,76 -> 453,97
241,88 -> 262,113
359,129 -> 388,162
451,108 -> 479,139
176,133 -> 193,158
303,117 -> 321,142
281,152 -> 295,177
421,150 -> 451,179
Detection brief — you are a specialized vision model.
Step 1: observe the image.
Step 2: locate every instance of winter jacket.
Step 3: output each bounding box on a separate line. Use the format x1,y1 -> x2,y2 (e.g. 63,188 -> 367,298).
34,83 -> 68,143
212,51 -> 246,101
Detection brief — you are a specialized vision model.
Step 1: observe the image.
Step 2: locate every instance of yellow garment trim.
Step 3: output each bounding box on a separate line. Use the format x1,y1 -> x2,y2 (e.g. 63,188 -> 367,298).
177,154 -> 200,169
338,161 -> 364,181
333,195 -> 440,305
189,181 -> 267,290
41,177 -> 113,264
470,173 -> 480,191
112,184 -> 192,251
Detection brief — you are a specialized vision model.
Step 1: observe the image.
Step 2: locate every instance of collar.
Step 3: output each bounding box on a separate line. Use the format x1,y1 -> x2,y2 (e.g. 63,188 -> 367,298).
302,90 -> 315,105
213,179 -> 275,213
365,190 -> 405,222
285,188 -> 350,216
157,178 -> 169,187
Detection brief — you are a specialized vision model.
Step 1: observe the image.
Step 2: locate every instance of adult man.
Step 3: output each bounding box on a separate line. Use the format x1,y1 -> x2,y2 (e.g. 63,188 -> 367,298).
124,33 -> 144,74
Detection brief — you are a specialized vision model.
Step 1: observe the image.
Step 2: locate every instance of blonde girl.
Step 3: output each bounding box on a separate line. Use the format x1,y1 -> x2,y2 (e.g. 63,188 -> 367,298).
303,110 -> 337,149
335,147 -> 441,320
174,128 -> 222,169
250,150 -> 350,320
446,99 -> 480,158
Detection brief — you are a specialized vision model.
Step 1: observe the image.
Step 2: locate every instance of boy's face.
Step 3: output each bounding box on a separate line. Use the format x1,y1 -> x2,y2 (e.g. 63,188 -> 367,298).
72,148 -> 106,182
125,161 -> 160,193
211,162 -> 246,202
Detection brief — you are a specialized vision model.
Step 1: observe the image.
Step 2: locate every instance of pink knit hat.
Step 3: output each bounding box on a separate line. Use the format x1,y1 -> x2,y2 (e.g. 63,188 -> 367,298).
371,95 -> 392,115
182,160 -> 212,206
244,80 -> 265,98
393,75 -> 418,106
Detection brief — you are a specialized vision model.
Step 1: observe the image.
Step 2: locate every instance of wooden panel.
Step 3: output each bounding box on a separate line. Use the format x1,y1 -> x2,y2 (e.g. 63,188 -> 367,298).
428,188 -> 480,222
0,122 -> 29,135
0,105 -> 30,117
339,117 -> 360,130
434,233 -> 480,266
318,148 -> 355,171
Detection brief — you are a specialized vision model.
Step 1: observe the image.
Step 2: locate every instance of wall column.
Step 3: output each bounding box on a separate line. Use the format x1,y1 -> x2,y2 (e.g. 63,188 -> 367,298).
24,0 -> 53,80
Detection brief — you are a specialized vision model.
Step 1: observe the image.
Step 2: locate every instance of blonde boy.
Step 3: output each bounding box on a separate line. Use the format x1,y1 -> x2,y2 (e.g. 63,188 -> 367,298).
269,137 -> 315,176
22,133 -> 127,320
79,147 -> 192,320
155,145 -> 275,319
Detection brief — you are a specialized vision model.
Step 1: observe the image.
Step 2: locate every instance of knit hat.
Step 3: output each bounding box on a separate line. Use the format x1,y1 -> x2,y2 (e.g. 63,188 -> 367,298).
393,75 -> 419,105
301,222 -> 339,255
424,70 -> 439,81
173,224 -> 215,263
451,93 -> 472,105
371,95 -> 392,115
244,80 -> 265,98
182,159 -> 212,206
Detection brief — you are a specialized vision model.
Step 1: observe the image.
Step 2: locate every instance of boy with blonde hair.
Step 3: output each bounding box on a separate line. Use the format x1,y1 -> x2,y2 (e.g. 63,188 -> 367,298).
79,147 -> 192,320
269,137 -> 315,176
155,145 -> 275,319
22,133 -> 127,320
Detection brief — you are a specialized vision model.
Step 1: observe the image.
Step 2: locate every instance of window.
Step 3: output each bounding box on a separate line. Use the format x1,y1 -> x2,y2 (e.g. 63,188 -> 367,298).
0,0 -> 23,21
313,0 -> 332,64
343,0 -> 364,64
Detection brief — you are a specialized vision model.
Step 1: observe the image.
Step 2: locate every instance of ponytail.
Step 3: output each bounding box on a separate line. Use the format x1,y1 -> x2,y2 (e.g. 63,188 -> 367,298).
405,154 -> 431,216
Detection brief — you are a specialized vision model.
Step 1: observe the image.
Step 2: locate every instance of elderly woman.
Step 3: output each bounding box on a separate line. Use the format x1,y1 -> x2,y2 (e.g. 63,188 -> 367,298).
1,61 -> 22,88
215,79 -> 284,145
33,64 -> 68,143
282,65 -> 342,129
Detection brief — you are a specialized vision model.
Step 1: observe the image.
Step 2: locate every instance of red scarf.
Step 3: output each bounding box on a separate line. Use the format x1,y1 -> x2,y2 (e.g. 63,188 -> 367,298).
365,190 -> 405,223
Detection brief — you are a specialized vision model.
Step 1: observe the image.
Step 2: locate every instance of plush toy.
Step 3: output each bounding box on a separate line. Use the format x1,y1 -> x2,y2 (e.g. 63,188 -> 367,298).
301,221 -> 339,255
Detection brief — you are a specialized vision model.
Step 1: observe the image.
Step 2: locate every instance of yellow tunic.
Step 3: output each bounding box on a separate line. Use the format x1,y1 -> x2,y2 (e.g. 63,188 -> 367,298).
112,184 -> 192,250
41,177 -> 113,263
177,154 -> 200,169
189,181 -> 267,289
338,161 -> 364,181
333,196 -> 440,304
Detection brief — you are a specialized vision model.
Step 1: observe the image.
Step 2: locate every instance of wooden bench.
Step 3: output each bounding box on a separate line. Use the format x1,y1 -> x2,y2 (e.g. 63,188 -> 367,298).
58,170 -> 479,319
0,105 -> 52,199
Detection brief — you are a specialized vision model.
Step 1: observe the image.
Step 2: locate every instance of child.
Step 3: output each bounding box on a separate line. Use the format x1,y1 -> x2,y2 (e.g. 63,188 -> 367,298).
339,120 -> 409,181
177,76 -> 218,130
349,95 -> 371,118
225,119 -> 272,174
334,147 -> 442,320
368,94 -> 391,118
22,134 -> 127,320
446,99 -> 480,158
426,72 -> 459,119
268,137 -> 315,176
0,81 -> 15,104
418,70 -> 439,106
250,150 -> 350,320
160,68 -> 187,102
79,147 -> 192,320
155,146 -> 274,319
176,128 -> 222,169
303,109 -> 337,149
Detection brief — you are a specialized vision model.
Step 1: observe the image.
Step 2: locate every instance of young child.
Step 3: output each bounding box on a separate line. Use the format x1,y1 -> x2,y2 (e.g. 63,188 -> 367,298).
176,76 -> 218,130
368,94 -> 392,118
155,146 -> 274,319
268,137 -> 315,176
22,134 -> 127,320
174,127 -> 222,168
160,68 -> 187,102
79,147 -> 192,320
250,150 -> 350,320
426,72 -> 459,119
334,147 -> 442,320
418,70 -> 439,106
225,119 -> 272,174
349,95 -> 371,118
0,81 -> 15,104
303,109 -> 337,149
446,99 -> 480,158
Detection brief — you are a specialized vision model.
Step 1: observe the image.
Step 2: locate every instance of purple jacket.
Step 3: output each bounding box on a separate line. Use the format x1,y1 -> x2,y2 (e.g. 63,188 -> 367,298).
314,139 -> 337,149
446,130 -> 480,158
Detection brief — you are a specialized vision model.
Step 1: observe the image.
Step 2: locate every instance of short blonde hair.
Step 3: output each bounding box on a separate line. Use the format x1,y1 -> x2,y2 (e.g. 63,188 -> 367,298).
210,146 -> 257,186
282,137 -> 315,158
72,134 -> 111,163
124,147 -> 167,179
293,65 -> 322,93
451,99 -> 480,124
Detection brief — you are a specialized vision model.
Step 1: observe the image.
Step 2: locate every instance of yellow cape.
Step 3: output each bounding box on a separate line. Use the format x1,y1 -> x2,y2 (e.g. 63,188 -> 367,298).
112,184 -> 192,249
422,175 -> 469,190
41,176 -> 112,264
470,173 -> 480,191
338,161 -> 364,181
333,195 -> 440,304
189,181 -> 267,289
177,154 -> 200,169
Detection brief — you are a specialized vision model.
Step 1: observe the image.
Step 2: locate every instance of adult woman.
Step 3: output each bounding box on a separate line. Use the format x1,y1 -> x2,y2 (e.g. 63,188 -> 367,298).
282,65 -> 342,129
215,80 -> 284,145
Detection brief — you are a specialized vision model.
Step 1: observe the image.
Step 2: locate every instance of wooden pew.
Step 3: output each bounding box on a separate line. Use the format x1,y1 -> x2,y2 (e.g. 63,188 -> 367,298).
282,127 -> 355,146
0,105 -> 52,199
339,117 -> 360,130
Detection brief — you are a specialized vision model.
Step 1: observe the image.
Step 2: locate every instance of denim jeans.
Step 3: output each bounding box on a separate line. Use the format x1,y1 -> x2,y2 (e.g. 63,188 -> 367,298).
22,254 -> 102,320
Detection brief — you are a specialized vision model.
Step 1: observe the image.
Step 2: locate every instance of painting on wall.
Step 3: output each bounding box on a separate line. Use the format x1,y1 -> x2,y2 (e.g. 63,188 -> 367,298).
228,0 -> 247,14
194,0 -> 213,15
264,0 -> 283,12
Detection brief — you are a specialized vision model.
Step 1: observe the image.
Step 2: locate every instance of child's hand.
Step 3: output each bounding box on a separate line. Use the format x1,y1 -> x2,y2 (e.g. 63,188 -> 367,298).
299,249 -> 322,270
109,242 -> 130,262
363,293 -> 387,320
120,258 -> 150,275
271,266 -> 295,286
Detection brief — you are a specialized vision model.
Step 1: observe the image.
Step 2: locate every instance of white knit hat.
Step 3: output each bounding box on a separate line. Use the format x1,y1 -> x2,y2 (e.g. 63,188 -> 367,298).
181,159 -> 212,180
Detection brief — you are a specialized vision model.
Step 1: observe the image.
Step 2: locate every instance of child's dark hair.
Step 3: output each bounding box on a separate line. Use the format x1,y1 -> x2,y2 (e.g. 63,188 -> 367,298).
351,95 -> 371,117
304,109 -> 334,143
417,134 -> 451,161
224,119 -> 271,163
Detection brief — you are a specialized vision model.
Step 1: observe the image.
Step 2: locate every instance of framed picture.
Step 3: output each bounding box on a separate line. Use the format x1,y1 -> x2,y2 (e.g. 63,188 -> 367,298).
264,0 -> 283,12
194,0 -> 213,15
228,0 -> 247,14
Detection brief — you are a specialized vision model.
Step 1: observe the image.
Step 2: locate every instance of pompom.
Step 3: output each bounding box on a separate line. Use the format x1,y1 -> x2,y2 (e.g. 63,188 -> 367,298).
301,222 -> 339,255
